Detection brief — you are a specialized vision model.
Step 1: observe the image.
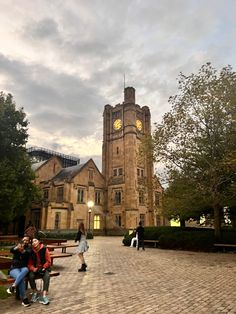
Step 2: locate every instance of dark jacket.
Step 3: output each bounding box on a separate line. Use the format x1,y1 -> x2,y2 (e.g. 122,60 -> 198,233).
75,231 -> 82,242
136,225 -> 144,240
10,246 -> 30,270
28,243 -> 51,272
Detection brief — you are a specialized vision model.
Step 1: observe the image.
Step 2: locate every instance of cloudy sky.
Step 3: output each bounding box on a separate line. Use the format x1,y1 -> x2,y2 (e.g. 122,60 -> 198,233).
1,0 -> 236,170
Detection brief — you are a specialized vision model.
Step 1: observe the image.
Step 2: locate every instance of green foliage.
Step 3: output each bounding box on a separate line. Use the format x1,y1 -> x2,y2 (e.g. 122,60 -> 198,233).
158,231 -> 215,252
0,92 -> 40,223
148,63 -> 236,238
0,285 -> 11,299
122,226 -> 236,251
39,230 -> 78,240
163,169 -> 213,221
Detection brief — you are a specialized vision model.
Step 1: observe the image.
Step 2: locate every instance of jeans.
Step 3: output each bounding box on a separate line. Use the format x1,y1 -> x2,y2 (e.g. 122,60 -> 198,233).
28,270 -> 50,292
137,238 -> 144,250
9,267 -> 29,299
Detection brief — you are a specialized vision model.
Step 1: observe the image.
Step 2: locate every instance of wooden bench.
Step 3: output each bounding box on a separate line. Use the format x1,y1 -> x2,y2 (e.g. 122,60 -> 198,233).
0,236 -> 18,244
144,240 -> 159,248
43,239 -> 68,245
0,256 -> 60,287
214,243 -> 236,252
47,244 -> 77,253
0,270 -> 60,286
50,252 -> 72,265
0,250 -> 11,257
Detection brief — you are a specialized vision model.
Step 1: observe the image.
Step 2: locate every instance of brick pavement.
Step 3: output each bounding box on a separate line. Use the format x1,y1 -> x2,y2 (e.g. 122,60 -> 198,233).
1,236 -> 236,314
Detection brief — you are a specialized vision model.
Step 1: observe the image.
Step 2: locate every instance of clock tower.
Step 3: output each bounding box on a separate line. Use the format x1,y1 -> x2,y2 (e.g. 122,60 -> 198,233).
102,87 -> 160,230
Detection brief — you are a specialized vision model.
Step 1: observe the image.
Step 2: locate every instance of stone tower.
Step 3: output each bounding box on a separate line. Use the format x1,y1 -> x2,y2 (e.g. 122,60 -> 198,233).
102,87 -> 155,230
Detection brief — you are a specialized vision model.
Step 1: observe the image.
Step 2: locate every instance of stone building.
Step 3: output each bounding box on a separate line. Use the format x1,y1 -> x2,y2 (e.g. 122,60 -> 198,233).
28,87 -> 165,233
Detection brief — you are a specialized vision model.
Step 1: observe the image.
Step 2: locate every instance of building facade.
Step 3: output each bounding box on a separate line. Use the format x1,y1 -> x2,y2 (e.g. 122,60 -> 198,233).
28,87 -> 165,233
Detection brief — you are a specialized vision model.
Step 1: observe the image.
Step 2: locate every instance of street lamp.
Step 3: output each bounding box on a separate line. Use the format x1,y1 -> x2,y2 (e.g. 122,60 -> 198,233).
87,200 -> 94,233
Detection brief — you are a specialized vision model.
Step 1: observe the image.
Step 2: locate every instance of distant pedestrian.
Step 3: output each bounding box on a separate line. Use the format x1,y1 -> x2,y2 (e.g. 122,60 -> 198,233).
75,222 -> 89,272
136,221 -> 145,251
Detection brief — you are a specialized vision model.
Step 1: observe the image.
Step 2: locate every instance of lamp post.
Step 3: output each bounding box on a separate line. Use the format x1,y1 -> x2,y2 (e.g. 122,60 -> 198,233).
87,200 -> 94,234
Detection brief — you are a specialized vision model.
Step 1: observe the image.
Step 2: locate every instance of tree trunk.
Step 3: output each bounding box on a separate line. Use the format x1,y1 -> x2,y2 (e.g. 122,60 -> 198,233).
180,219 -> 186,228
213,204 -> 221,241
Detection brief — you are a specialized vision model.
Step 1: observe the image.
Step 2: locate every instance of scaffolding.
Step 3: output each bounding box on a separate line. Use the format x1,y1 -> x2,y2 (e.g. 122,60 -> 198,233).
27,146 -> 80,168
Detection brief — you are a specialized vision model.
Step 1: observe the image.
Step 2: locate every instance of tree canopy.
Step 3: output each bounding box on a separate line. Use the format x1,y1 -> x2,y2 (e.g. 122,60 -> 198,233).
150,63 -> 236,239
0,92 -> 40,224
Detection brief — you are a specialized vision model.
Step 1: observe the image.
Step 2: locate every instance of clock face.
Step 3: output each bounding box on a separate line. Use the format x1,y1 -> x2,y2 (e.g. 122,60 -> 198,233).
113,119 -> 122,130
136,119 -> 142,131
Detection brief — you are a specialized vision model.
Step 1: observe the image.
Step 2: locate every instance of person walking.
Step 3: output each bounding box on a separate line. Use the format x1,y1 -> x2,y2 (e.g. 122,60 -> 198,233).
136,221 -> 145,250
75,222 -> 89,272
7,240 -> 31,307
28,237 -> 51,305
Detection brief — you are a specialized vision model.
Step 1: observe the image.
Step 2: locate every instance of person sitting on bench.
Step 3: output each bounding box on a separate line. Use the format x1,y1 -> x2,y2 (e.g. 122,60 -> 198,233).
130,232 -> 138,248
28,238 -> 51,305
7,240 -> 31,307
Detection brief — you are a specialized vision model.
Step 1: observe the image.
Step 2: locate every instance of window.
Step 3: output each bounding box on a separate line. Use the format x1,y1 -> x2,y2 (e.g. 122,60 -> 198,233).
95,191 -> 101,205
43,189 -> 49,200
113,169 -> 118,176
155,192 -> 161,206
32,211 -> 40,229
56,187 -> 64,202
94,215 -> 100,229
118,168 -> 123,176
139,191 -> 145,205
115,215 -> 121,227
88,169 -> 93,180
137,168 -> 144,177
117,147 -> 119,155
55,212 -> 61,229
140,214 -> 145,226
114,191 -> 122,205
77,189 -> 84,203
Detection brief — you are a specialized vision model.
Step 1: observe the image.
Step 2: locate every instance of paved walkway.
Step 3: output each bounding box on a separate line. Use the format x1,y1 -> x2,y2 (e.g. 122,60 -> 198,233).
1,236 -> 236,314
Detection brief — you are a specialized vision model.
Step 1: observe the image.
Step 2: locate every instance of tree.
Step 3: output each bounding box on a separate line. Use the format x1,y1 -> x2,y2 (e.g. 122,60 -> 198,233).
150,63 -> 236,239
163,169 -> 213,227
0,92 -> 40,227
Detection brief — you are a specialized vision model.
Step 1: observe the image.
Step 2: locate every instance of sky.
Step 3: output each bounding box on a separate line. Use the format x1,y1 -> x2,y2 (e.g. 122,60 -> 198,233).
0,0 -> 236,171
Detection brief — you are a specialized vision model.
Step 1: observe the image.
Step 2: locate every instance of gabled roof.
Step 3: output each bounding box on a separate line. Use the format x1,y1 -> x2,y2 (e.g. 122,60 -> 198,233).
51,163 -> 85,182
51,158 -> 104,182
31,160 -> 48,171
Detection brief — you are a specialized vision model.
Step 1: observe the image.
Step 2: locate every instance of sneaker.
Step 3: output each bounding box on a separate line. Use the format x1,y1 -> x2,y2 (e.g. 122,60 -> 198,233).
39,296 -> 50,305
22,298 -> 31,307
31,292 -> 38,302
6,285 -> 15,294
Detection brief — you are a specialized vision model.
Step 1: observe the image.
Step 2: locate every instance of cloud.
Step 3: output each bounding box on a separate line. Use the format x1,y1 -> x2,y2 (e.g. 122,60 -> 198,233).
0,0 -> 236,169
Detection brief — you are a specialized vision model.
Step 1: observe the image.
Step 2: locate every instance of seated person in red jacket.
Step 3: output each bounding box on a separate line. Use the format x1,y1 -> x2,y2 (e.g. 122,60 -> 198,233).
28,238 -> 51,305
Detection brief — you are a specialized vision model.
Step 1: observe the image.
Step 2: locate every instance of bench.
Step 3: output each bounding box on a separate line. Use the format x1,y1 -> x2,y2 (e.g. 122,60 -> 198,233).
214,243 -> 236,252
0,270 -> 60,286
0,250 -> 11,257
43,239 -> 67,245
47,244 -> 77,253
0,237 -> 18,244
50,252 -> 72,265
144,240 -> 159,248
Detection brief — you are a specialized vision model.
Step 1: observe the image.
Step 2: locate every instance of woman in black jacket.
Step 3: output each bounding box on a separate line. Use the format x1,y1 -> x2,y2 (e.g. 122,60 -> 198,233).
7,240 -> 31,307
